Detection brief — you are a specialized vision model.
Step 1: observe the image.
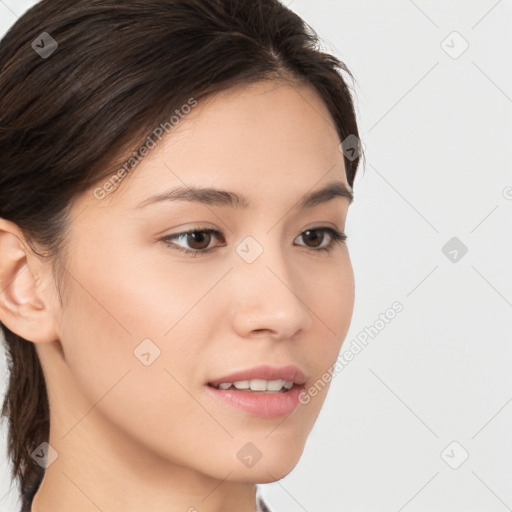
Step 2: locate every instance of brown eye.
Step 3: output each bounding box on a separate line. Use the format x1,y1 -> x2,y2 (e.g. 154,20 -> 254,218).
161,229 -> 225,254
184,231 -> 212,250
294,228 -> 346,252
162,227 -> 346,256
301,229 -> 325,248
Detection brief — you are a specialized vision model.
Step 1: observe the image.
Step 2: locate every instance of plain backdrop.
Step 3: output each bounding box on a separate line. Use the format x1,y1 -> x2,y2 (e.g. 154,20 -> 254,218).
1,1 -> 511,511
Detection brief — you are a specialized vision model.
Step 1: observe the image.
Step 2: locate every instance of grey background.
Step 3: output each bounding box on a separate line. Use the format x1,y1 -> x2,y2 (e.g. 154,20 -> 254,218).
1,1 -> 511,511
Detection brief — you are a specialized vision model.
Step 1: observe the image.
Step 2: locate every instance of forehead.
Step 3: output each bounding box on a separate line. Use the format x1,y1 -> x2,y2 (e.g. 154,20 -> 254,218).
82,79 -> 347,213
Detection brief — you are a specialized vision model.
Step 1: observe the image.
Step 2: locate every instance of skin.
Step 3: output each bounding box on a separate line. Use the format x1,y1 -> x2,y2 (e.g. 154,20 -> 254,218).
0,79 -> 355,512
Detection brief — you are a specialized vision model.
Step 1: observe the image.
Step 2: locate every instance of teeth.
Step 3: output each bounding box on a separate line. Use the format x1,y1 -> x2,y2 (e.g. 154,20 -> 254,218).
215,379 -> 294,392
266,379 -> 284,391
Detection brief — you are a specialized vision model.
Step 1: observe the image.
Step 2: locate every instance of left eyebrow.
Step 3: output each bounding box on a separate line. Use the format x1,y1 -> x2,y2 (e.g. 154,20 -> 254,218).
136,180 -> 353,209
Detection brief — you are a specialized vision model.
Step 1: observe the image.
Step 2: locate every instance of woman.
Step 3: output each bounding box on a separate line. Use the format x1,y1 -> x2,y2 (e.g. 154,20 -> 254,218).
0,0 -> 362,510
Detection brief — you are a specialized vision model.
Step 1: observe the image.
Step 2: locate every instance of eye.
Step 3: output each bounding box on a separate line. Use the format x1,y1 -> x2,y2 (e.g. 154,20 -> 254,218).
161,228 -> 225,255
160,227 -> 347,256
294,227 -> 347,253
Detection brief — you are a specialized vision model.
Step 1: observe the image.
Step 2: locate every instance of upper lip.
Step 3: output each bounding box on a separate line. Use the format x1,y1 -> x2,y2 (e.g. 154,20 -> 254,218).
208,365 -> 307,387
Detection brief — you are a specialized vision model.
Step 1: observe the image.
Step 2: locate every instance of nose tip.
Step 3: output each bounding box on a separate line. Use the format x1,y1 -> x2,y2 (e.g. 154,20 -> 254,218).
229,254 -> 313,340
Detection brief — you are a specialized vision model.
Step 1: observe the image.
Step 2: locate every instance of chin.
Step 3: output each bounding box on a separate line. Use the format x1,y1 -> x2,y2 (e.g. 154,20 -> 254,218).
224,440 -> 306,483
252,461 -> 301,483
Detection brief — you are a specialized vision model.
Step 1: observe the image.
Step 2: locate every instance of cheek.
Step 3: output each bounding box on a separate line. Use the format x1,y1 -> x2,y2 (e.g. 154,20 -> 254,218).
297,255 -> 354,406
57,246 -> 209,383
55,249 -> 226,452
56,271 -> 211,467
305,253 -> 354,352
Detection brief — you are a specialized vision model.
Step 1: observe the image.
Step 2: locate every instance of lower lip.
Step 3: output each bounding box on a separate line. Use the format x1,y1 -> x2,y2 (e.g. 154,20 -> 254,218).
205,384 -> 305,419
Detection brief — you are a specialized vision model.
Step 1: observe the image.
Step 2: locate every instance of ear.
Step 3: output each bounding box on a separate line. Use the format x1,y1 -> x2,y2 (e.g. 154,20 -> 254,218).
0,218 -> 59,344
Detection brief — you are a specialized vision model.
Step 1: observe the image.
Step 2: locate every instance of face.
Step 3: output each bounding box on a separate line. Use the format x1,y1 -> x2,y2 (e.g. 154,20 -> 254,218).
40,79 -> 354,482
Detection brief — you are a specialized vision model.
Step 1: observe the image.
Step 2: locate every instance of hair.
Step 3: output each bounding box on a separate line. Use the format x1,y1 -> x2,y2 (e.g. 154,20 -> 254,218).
0,0 -> 362,508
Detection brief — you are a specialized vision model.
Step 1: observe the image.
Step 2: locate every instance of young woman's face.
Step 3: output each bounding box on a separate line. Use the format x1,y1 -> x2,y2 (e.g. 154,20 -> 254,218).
40,79 -> 354,483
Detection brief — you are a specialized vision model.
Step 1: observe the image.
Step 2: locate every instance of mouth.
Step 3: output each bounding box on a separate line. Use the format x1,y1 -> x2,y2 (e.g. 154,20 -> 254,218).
205,365 -> 307,418
207,379 -> 296,393
207,364 -> 306,389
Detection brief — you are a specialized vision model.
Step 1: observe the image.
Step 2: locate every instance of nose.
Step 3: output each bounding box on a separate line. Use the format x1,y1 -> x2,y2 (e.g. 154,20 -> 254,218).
229,238 -> 313,341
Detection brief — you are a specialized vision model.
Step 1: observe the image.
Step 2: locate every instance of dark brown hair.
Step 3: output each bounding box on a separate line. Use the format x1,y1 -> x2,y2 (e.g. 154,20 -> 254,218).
0,0 -> 362,508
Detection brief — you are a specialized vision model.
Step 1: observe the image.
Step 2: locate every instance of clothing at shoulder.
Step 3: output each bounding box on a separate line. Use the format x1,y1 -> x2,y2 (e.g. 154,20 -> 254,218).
256,484 -> 274,512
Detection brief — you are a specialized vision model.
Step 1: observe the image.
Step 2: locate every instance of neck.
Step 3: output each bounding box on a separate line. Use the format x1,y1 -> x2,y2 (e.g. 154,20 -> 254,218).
30,409 -> 258,512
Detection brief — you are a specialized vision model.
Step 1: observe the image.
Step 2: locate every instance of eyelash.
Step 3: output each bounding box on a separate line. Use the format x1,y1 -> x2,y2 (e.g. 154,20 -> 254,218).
160,227 -> 347,256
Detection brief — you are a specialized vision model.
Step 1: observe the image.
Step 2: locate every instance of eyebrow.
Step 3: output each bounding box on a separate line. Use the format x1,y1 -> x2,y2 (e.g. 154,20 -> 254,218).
136,180 -> 353,210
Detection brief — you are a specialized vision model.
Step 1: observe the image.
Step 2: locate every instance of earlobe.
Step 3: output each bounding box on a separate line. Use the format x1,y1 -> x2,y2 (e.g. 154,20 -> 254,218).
0,218 -> 58,344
